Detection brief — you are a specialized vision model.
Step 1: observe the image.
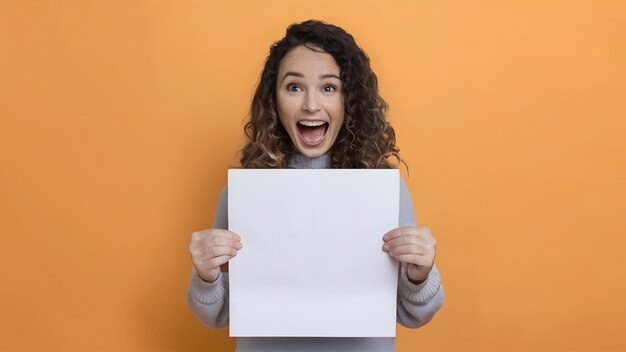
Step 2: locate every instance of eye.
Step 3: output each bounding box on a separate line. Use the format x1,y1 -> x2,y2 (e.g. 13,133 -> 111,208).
322,85 -> 337,92
287,84 -> 302,92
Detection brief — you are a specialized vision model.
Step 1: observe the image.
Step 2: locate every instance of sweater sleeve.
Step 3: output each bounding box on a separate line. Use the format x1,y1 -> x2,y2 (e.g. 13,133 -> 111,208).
396,178 -> 445,328
186,185 -> 230,329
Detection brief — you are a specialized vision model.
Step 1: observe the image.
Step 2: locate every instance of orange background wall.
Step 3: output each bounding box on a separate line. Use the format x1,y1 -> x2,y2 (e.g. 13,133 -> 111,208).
1,1 -> 625,351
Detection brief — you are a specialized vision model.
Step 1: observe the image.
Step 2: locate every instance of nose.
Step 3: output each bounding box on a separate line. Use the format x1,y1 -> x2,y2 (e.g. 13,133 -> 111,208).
302,91 -> 321,112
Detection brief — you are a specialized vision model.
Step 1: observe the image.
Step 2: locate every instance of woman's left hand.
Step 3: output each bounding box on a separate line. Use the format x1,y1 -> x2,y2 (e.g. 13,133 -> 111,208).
382,226 -> 436,285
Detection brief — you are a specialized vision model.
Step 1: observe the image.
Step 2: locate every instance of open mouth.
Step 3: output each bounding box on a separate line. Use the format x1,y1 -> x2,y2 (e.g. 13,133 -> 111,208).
297,120 -> 329,146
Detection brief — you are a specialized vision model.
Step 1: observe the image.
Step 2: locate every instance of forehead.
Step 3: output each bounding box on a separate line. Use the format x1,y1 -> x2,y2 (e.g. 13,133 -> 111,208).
278,45 -> 340,77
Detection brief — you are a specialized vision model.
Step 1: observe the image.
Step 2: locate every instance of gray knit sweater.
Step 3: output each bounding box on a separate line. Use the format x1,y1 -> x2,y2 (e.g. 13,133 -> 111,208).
187,153 -> 444,351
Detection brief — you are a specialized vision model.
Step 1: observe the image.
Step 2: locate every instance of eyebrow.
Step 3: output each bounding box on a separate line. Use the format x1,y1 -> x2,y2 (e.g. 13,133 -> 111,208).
280,71 -> 341,83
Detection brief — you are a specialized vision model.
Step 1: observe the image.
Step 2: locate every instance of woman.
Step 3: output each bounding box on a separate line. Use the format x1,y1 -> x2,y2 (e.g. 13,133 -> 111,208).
187,19 -> 444,351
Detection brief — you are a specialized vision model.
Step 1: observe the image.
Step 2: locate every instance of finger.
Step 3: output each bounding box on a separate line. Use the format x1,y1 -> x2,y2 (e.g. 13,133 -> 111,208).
191,230 -> 211,242
382,237 -> 413,251
388,244 -> 431,257
190,241 -> 243,259
196,254 -> 235,270
192,229 -> 241,242
208,229 -> 242,242
194,245 -> 240,260
393,254 -> 433,266
383,226 -> 422,241
383,230 -> 433,249
204,235 -> 243,249
383,235 -> 421,250
389,235 -> 435,251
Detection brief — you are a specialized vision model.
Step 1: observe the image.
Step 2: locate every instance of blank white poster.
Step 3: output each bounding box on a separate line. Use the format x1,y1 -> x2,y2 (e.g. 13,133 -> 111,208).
228,169 -> 399,337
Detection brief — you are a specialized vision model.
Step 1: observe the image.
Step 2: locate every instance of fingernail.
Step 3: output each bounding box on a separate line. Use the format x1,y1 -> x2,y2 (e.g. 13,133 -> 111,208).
383,235 -> 388,241
383,244 -> 389,251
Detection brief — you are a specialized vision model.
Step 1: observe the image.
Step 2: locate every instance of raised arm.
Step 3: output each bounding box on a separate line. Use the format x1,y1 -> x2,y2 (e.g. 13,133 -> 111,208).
186,186 -> 234,329
394,178 -> 445,328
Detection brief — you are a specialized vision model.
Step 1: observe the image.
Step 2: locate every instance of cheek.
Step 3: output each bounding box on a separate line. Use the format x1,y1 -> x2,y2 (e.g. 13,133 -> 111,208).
275,95 -> 290,128
276,94 -> 297,122
331,100 -> 345,124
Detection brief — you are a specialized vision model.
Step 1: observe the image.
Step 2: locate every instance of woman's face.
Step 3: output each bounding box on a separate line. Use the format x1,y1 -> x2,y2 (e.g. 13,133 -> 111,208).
276,45 -> 345,158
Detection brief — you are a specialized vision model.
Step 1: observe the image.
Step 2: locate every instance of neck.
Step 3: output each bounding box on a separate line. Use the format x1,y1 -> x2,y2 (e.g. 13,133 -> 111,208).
289,153 -> 331,169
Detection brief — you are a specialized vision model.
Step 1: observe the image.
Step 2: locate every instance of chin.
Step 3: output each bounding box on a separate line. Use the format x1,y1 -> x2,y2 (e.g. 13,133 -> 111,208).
298,148 -> 328,158
292,140 -> 331,158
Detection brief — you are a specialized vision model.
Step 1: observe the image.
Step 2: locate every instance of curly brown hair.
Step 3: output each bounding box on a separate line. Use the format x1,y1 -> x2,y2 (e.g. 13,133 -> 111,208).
241,19 -> 402,169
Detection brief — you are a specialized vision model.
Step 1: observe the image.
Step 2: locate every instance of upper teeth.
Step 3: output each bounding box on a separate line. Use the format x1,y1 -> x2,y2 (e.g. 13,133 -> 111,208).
299,121 -> 326,127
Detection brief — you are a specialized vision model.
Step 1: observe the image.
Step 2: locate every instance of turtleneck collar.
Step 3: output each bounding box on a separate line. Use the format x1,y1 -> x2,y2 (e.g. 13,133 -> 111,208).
289,153 -> 331,169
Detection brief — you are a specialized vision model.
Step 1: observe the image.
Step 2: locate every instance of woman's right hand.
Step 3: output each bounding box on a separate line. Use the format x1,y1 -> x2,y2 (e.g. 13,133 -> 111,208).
189,229 -> 243,283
